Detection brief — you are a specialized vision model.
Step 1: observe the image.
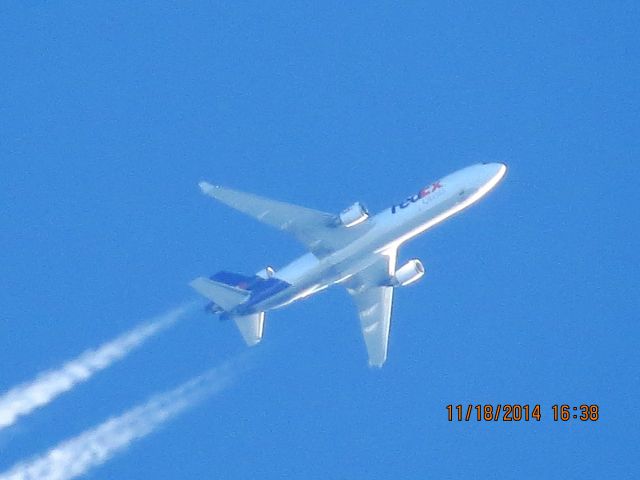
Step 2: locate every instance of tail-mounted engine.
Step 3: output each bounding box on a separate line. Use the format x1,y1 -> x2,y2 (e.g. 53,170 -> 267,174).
390,259 -> 425,286
336,202 -> 369,227
255,266 -> 275,279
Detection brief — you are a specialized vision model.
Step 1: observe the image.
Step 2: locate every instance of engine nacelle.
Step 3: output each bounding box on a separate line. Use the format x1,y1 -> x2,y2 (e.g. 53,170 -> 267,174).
391,259 -> 425,287
255,266 -> 275,279
337,202 -> 369,227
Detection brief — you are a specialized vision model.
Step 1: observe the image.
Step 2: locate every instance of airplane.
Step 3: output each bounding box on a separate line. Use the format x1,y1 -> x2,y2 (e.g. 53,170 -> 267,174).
190,163 -> 507,367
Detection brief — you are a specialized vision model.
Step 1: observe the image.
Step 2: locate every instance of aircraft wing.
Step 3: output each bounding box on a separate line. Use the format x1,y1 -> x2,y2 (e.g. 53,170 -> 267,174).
344,249 -> 397,367
198,182 -> 369,257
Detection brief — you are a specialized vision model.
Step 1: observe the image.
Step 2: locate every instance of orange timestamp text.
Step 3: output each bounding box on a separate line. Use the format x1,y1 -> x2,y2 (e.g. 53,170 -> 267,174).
446,404 -> 600,422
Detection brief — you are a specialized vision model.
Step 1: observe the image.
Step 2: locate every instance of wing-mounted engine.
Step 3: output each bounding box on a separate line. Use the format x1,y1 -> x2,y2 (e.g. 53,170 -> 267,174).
336,202 -> 369,227
390,259 -> 425,286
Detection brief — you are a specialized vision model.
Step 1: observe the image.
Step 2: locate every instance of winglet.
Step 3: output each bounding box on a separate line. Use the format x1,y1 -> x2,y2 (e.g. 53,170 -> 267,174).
198,181 -> 216,195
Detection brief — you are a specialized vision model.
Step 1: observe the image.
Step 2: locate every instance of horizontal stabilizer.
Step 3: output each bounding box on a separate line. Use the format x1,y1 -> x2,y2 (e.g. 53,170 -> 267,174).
231,312 -> 265,346
210,271 -> 264,291
189,277 -> 249,311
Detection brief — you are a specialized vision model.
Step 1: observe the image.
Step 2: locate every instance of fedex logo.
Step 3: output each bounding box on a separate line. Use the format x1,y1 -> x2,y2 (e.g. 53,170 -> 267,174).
391,181 -> 442,214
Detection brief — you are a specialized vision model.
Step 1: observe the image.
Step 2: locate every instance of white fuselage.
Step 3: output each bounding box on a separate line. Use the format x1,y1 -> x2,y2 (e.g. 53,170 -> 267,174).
249,163 -> 507,313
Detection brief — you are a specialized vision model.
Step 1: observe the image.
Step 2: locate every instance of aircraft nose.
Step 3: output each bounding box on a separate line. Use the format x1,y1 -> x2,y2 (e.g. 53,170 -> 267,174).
483,162 -> 507,173
482,162 -> 507,182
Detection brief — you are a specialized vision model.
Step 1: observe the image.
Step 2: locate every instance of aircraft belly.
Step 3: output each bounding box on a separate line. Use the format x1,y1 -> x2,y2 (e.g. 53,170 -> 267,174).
241,192 -> 460,315
246,253 -> 378,313
373,193 -> 461,250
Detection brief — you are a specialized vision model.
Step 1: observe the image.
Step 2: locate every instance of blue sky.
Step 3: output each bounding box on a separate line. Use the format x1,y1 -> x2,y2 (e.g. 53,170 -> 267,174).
1,2 -> 638,478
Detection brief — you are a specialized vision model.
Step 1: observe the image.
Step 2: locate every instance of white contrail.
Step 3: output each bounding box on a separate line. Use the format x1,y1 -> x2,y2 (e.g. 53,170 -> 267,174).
0,304 -> 194,431
0,362 -> 237,480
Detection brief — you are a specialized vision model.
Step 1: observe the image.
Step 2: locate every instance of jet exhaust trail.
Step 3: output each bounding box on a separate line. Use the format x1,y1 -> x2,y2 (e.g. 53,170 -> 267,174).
0,362 -> 237,480
0,304 -> 194,431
